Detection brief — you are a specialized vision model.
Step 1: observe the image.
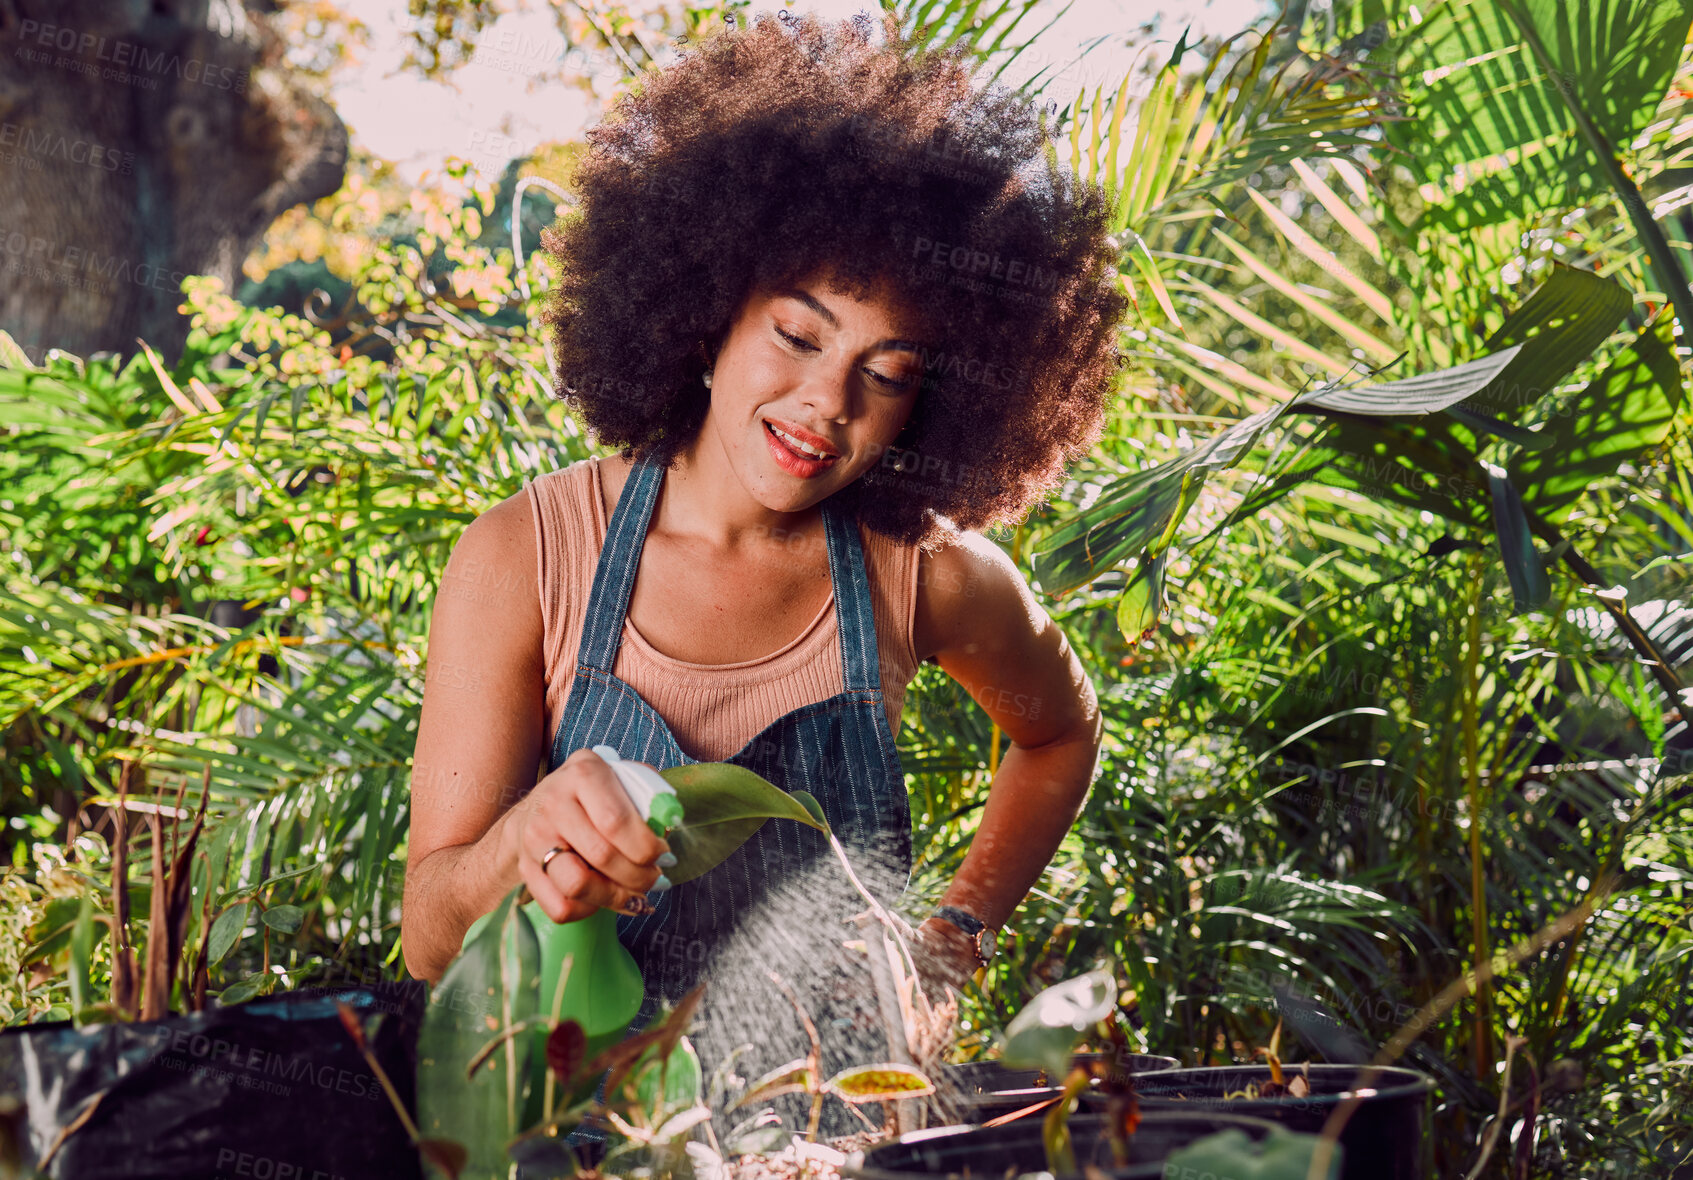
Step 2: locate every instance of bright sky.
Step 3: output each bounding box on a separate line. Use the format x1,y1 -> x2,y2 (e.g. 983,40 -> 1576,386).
331,0 -> 1270,184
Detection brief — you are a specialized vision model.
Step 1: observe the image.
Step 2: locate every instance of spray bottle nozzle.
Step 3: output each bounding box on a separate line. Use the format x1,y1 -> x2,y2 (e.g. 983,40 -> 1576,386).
646,792 -> 685,835
590,744 -> 685,837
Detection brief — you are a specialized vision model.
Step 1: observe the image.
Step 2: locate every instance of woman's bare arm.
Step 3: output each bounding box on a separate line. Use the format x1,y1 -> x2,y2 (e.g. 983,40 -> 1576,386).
909,529 -> 1104,982
401,489 -> 671,985
400,492 -> 550,983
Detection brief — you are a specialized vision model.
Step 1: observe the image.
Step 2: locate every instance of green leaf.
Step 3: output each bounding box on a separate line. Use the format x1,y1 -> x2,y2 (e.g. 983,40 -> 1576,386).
207,903 -> 248,966
1000,969 -> 1117,1078
790,789 -> 828,830
1116,549 -> 1166,641
25,894 -> 109,965
418,886 -> 541,1180
1485,464 -> 1552,612
632,1035 -> 703,1115
824,1064 -> 935,1103
1512,312 -> 1686,521
1293,346 -> 1524,417
1396,0 -> 1693,227
260,904 -> 304,935
219,974 -> 266,1006
1164,1125 -> 1341,1178
1034,346 -> 1521,596
656,763 -> 829,887
68,896 -> 94,1020
1459,264 -> 1632,422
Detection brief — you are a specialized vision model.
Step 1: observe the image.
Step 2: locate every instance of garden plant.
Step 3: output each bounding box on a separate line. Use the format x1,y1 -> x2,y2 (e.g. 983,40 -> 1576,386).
0,0 -> 1690,1175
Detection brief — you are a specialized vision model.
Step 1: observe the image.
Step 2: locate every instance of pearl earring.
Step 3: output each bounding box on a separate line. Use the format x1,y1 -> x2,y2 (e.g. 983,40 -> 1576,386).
702,370 -> 713,389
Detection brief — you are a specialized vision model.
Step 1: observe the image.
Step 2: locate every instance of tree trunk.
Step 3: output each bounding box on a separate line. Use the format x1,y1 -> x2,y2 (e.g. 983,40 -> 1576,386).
0,0 -> 348,363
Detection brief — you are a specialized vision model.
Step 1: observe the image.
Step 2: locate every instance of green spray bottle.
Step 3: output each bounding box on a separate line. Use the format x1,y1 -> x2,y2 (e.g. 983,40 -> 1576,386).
459,745 -> 684,1093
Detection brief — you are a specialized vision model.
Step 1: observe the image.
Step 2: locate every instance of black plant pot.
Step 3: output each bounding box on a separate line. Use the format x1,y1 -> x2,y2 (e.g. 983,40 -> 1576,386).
0,984 -> 426,1179
1108,1065 -> 1434,1180
844,1110 -> 1285,1180
932,1052 -> 1181,1123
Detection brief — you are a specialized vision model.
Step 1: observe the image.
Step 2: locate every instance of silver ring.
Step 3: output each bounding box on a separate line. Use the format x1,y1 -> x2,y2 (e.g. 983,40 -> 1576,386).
541,845 -> 566,872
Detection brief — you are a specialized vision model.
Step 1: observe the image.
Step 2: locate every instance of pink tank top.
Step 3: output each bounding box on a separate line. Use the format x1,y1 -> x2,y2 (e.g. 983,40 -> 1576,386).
524,456 -> 924,763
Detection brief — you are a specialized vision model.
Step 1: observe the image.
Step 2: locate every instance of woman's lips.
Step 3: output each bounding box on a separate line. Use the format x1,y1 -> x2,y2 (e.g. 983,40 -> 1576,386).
763,419 -> 839,478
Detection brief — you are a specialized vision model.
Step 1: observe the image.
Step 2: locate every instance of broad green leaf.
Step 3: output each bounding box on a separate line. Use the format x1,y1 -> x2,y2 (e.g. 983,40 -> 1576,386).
1309,264 -> 1640,529
418,887 -> 540,1180
790,789 -> 828,830
68,896 -> 94,1019
824,1064 -> 936,1103
1460,264 -> 1631,421
1484,464 -> 1552,612
219,974 -> 266,1006
1512,312 -> 1686,521
207,903 -> 249,965
656,763 -> 830,887
633,1035 -> 703,1114
1164,1125 -> 1341,1179
1031,402 -> 1292,595
1001,969 -> 1117,1078
260,904 -> 304,935
1116,550 -> 1166,641
1034,346 -> 1521,596
1293,347 -> 1523,416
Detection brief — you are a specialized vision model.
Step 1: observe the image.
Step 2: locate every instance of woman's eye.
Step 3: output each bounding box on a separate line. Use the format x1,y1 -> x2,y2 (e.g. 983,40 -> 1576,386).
775,326 -> 818,351
866,369 -> 916,390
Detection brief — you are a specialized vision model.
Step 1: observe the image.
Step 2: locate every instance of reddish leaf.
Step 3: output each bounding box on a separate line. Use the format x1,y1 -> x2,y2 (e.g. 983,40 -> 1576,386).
546,1020 -> 586,1081
418,1138 -> 468,1180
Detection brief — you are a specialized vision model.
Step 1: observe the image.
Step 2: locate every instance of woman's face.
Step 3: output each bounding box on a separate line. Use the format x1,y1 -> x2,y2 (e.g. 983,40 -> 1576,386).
696,270 -> 925,514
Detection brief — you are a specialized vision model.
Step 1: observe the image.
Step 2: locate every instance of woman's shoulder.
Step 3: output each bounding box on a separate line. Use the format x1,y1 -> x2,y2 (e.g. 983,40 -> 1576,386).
908,524 -> 1028,663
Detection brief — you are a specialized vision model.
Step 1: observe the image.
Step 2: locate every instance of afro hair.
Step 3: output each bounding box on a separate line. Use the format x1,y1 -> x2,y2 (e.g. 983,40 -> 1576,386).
537,10 -> 1130,549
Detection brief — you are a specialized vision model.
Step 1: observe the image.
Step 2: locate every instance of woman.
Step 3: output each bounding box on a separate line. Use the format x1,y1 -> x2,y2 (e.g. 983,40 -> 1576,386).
400,8 -> 1125,1137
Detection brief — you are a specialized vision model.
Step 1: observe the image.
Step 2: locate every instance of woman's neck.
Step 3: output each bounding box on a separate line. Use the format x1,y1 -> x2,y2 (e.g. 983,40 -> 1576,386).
658,430 -> 824,553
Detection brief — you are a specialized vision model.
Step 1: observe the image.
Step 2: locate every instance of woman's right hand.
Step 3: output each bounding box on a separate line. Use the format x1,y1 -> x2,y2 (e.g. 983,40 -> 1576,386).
502,746 -> 673,923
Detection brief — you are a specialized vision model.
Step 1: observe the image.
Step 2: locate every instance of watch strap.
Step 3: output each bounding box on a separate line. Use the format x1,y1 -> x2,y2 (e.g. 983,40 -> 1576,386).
933,905 -> 994,969
933,905 -> 984,935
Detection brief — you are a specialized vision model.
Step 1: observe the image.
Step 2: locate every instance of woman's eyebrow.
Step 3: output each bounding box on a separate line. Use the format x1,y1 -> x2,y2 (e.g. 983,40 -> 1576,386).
775,287 -> 923,353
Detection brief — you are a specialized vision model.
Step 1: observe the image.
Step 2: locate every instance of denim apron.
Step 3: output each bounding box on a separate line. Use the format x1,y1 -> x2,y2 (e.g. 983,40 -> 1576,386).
552,452 -> 912,1149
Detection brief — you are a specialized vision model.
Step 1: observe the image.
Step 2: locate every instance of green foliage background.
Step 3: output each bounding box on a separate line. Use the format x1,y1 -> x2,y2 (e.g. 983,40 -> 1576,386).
1,1 -> 1691,1174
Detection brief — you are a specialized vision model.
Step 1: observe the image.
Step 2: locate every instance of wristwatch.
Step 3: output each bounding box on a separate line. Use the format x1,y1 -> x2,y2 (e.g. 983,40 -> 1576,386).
932,905 -> 997,970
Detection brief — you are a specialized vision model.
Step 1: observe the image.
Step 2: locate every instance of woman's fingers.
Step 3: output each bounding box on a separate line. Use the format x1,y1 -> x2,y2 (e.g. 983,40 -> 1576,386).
536,788 -> 664,895
521,842 -> 657,923
520,845 -> 597,924
574,753 -> 673,866
519,811 -> 658,922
